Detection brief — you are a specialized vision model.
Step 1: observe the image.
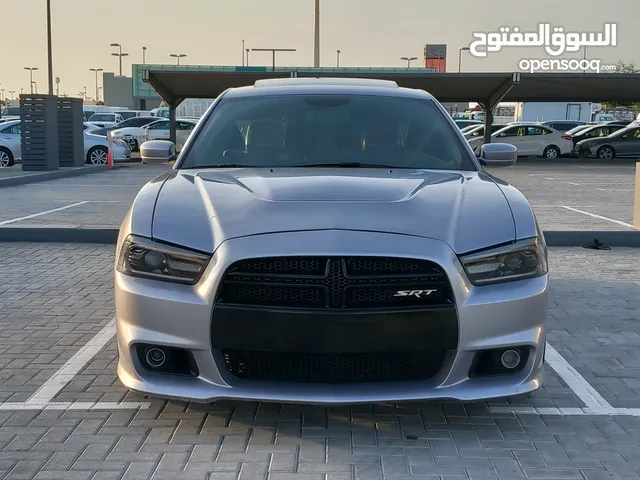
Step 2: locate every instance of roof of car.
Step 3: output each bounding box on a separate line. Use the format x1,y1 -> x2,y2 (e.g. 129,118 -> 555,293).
222,78 -> 433,100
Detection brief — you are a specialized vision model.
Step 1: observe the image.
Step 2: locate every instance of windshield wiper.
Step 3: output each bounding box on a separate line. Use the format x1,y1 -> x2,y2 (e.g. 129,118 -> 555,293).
289,162 -> 399,168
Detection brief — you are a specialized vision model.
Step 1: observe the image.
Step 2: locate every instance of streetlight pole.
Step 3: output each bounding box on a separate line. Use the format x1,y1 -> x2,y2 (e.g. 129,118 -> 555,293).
89,68 -> 103,104
32,82 -> 38,94
169,54 -> 187,65
313,0 -> 320,67
46,0 -> 54,95
246,49 -> 250,66
242,40 -> 245,66
458,47 -> 470,72
336,50 -> 340,67
400,56 -> 418,68
110,43 -> 129,76
251,48 -> 297,71
9,91 -> 15,101
142,46 -> 147,64
24,67 -> 38,94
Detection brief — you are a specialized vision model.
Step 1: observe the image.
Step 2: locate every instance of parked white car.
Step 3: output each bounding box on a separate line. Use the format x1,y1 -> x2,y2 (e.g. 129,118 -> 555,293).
88,112 -> 125,128
109,118 -> 197,152
0,119 -> 130,167
467,122 -> 573,158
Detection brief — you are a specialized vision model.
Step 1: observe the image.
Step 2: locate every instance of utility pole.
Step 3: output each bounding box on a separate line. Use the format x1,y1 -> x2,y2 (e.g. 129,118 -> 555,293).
313,0 -> 320,67
46,0 -> 54,94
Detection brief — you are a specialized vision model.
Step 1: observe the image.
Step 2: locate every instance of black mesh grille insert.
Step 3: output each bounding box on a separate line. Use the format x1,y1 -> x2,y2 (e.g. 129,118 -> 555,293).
222,350 -> 446,383
217,256 -> 453,309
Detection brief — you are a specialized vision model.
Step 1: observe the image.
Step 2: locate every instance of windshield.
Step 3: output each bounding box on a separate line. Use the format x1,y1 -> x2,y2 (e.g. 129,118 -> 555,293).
179,94 -> 476,171
89,114 -> 114,121
566,125 -> 590,135
1,107 -> 20,116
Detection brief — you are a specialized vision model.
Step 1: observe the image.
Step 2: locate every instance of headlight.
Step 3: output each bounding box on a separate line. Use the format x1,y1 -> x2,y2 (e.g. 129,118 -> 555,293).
459,237 -> 547,286
116,235 -> 211,285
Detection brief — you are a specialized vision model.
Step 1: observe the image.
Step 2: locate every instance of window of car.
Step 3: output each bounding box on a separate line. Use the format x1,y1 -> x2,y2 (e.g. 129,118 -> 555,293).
89,113 -> 115,121
178,121 -> 195,130
498,126 -> 525,137
526,126 -> 550,136
146,120 -> 169,130
1,124 -> 21,135
179,94 -> 476,171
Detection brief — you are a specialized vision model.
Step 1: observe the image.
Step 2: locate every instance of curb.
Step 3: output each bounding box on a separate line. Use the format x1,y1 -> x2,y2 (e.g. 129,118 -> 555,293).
0,228 -> 639,248
0,165 -> 116,188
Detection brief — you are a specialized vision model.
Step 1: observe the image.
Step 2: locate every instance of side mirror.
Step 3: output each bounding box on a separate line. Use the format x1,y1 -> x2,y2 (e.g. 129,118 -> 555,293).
139,140 -> 176,164
478,142 -> 517,167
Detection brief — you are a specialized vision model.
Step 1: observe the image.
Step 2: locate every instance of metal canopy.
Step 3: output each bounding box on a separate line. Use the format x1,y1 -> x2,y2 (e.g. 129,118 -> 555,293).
145,69 -> 640,106
143,68 -> 640,146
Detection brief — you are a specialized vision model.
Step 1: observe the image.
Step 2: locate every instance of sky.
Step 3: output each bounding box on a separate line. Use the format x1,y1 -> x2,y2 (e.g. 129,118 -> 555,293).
1,0 -> 638,100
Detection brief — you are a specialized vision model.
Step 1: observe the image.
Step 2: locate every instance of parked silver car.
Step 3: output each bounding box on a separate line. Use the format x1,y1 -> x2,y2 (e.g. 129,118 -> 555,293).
0,119 -> 130,166
115,78 -> 549,404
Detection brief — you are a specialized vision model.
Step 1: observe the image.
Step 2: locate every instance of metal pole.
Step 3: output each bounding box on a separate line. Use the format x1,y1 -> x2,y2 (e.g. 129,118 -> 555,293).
95,70 -> 99,103
272,50 -> 276,71
142,46 -> 146,64
29,70 -> 34,94
336,50 -> 340,67
246,49 -> 250,66
313,0 -> 320,67
458,49 -> 462,73
242,40 -> 245,66
46,0 -> 54,95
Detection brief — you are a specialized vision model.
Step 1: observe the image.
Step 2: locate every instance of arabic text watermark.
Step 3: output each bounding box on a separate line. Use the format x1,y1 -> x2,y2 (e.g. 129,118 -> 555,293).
518,58 -> 617,73
469,23 -> 617,58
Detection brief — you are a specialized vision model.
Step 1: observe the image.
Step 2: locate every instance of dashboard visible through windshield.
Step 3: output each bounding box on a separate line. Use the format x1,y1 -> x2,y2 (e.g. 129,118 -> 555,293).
178,94 -> 477,171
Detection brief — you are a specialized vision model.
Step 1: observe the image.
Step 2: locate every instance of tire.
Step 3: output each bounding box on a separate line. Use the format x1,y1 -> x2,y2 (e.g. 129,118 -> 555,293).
542,145 -> 560,159
87,146 -> 108,165
596,145 -> 615,160
0,148 -> 14,168
124,137 -> 138,152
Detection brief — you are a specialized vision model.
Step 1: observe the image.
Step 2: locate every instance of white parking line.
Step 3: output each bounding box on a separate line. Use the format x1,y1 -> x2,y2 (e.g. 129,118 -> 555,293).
0,318 -> 151,411
561,206 -> 634,228
566,182 -> 581,186
0,201 -> 90,226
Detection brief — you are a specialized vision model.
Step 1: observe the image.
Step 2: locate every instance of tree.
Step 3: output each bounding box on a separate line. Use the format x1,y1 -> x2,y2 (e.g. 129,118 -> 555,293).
616,61 -> 640,73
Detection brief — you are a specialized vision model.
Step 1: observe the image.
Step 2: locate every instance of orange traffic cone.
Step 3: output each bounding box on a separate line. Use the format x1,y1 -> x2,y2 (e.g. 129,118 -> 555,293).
107,150 -> 113,168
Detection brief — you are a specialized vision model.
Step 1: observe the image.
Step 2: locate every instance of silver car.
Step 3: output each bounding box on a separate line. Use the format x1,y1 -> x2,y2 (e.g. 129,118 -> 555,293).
115,78 -> 549,404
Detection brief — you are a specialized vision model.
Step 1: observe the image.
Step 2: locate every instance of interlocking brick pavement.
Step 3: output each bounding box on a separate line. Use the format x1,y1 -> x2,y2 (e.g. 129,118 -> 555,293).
0,243 -> 639,478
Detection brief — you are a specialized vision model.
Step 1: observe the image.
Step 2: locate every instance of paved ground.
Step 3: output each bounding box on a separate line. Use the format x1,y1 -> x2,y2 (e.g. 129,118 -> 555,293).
0,162 -> 636,232
0,243 -> 639,478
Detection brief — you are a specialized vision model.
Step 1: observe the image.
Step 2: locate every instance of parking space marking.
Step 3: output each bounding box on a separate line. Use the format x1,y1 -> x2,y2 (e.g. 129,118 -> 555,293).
0,318 -> 151,411
26,319 -> 118,405
561,206 -> 634,228
566,182 -> 581,186
0,201 -> 90,226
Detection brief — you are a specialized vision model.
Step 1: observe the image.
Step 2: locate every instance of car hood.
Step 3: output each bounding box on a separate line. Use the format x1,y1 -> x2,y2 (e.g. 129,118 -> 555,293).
150,168 -> 517,254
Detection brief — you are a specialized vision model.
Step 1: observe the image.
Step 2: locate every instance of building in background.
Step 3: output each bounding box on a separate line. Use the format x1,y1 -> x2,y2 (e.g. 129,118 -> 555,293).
424,44 -> 447,72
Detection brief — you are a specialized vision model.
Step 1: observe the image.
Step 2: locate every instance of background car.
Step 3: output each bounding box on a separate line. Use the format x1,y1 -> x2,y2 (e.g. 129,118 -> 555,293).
569,122 -> 628,152
84,132 -> 131,164
463,123 -> 510,139
575,124 -> 640,159
0,119 -> 21,166
87,112 -> 124,128
111,118 -> 197,153
90,116 -> 159,140
454,119 -> 482,129
468,123 -> 573,158
540,120 -> 586,132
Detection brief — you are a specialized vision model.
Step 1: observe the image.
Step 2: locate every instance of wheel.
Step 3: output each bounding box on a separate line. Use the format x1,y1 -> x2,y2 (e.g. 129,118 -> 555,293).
542,145 -> 560,159
596,145 -> 615,160
0,148 -> 14,167
124,137 -> 138,151
87,146 -> 108,165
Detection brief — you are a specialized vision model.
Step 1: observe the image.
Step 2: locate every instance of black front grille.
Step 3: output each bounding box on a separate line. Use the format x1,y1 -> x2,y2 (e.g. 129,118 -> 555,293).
216,256 -> 453,309
222,350 -> 446,384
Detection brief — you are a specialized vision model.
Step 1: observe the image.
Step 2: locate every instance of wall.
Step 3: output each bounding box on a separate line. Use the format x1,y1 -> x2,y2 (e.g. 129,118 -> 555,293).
102,72 -> 135,109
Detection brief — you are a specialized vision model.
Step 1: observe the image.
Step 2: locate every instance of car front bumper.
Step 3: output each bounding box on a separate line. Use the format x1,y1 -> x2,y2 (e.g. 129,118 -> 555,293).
115,230 -> 549,404
112,142 -> 131,162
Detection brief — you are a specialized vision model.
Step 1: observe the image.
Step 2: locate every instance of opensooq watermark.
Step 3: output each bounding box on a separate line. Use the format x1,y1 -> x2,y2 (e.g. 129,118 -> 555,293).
467,23 -> 618,72
519,58 -> 617,73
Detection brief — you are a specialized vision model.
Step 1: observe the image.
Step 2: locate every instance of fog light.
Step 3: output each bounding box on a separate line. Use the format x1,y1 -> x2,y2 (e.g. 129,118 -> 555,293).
500,349 -> 521,369
145,348 -> 166,368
